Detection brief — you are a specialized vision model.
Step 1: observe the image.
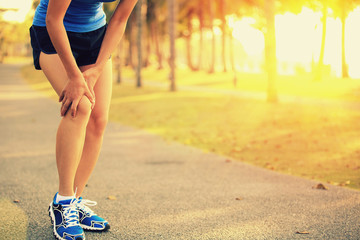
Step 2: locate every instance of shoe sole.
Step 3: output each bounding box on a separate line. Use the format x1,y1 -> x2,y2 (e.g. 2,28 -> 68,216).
48,202 -> 86,240
80,223 -> 110,232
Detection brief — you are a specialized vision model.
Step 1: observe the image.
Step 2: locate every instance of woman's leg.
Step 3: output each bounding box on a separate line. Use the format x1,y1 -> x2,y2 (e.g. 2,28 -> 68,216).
39,52 -> 92,196
74,59 -> 113,197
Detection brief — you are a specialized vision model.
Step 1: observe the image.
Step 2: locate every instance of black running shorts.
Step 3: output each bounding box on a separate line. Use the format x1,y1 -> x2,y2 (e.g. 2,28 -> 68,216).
29,24 -> 107,70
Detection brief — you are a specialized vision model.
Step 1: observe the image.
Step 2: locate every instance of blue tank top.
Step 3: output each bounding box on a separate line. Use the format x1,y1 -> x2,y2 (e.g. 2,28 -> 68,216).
33,0 -> 116,33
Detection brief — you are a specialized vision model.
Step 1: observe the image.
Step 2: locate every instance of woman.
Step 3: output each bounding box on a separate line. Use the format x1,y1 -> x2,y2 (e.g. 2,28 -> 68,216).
30,0 -> 137,239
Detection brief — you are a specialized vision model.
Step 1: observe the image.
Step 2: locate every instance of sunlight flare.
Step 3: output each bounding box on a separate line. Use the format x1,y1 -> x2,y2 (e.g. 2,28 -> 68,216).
0,0 -> 32,23
228,7 -> 360,78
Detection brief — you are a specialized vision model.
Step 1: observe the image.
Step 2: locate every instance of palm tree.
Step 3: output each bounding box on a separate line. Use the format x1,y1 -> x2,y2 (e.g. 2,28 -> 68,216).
264,0 -> 278,102
314,1 -> 327,81
219,0 -> 227,72
168,0 -> 176,91
208,0 -> 215,73
146,0 -> 165,69
341,0 -> 349,78
136,0 -> 143,87
337,0 -> 359,79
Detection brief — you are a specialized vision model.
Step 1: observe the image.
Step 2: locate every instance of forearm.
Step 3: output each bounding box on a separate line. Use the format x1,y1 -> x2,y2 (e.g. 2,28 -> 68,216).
46,0 -> 82,80
94,19 -> 127,71
94,0 -> 138,73
46,20 -> 82,80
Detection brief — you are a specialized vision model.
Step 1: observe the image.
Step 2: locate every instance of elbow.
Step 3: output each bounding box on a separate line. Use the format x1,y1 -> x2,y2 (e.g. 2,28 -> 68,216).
45,15 -> 52,26
45,15 -> 62,28
110,15 -> 128,26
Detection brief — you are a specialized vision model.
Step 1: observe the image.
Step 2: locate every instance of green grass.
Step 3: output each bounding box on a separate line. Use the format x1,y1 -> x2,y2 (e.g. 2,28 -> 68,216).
22,64 -> 360,190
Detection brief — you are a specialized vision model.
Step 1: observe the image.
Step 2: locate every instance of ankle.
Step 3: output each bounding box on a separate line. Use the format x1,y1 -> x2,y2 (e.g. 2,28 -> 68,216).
56,192 -> 75,203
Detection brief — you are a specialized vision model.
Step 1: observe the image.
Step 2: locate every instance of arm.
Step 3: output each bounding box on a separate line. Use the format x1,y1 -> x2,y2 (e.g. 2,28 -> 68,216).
82,0 -> 138,84
46,0 -> 95,117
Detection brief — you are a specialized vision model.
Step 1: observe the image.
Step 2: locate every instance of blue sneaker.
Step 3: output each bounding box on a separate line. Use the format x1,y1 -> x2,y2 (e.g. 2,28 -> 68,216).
48,193 -> 85,240
76,197 -> 110,231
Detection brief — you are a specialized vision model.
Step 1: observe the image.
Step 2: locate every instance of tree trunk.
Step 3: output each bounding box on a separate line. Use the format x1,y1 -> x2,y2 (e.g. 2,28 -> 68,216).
208,0 -> 215,73
220,0 -> 226,72
116,40 -> 122,84
151,22 -> 163,69
341,1 -> 349,78
143,0 -> 150,67
197,2 -> 204,70
315,3 -> 327,81
186,9 -> 196,71
125,13 -> 136,68
144,23 -> 150,67
168,0 -> 176,91
136,0 -> 143,88
264,0 -> 278,102
230,33 -> 237,87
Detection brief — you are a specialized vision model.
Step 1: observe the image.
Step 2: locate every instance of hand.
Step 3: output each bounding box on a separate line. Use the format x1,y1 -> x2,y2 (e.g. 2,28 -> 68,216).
59,76 -> 95,117
82,66 -> 102,107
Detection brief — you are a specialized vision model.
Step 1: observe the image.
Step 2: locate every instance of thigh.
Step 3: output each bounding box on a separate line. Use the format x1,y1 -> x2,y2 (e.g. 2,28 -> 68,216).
39,52 -> 93,117
39,52 -> 68,96
79,59 -> 113,118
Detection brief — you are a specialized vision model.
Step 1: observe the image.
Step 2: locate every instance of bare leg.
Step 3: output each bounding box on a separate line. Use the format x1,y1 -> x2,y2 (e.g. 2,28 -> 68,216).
40,52 -> 92,196
74,60 -> 113,197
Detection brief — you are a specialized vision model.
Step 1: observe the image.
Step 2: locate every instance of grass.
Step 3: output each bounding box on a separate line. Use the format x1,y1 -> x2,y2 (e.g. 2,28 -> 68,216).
121,65 -> 360,101
22,64 -> 360,190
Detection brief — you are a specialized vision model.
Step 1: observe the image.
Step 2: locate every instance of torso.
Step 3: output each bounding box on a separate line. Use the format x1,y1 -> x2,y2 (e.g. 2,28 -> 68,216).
33,0 -> 117,33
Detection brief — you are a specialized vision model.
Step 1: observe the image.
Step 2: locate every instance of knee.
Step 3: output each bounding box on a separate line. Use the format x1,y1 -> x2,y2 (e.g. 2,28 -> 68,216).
87,113 -> 108,137
76,97 -> 92,118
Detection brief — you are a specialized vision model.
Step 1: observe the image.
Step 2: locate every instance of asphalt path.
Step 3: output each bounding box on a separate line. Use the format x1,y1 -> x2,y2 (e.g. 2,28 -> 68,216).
0,63 -> 359,240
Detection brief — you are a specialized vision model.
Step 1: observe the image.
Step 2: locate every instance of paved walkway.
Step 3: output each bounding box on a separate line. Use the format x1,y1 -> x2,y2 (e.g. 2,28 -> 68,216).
0,63 -> 359,240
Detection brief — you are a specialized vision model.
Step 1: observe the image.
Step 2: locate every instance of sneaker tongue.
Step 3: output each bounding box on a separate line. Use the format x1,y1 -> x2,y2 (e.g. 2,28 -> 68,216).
58,198 -> 75,205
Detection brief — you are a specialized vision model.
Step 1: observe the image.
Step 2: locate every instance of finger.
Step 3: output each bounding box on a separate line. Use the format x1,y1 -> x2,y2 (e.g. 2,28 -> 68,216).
90,87 -> 95,101
61,99 -> 72,117
85,80 -> 95,101
89,87 -> 96,109
91,100 -> 95,110
70,99 -> 80,118
84,92 -> 95,110
59,90 -> 65,102
84,89 -> 95,104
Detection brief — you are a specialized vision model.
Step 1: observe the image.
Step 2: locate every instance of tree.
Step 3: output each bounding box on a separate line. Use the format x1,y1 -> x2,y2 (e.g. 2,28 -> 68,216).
314,0 -> 328,81
243,0 -> 278,102
146,0 -> 166,69
168,0 -> 176,91
136,0 -> 143,88
197,0 -> 204,71
207,0 -> 215,73
335,0 -> 360,78
178,2 -> 197,70
264,0 -> 278,102
340,0 -> 349,78
219,0 -> 227,72
126,12 -> 136,68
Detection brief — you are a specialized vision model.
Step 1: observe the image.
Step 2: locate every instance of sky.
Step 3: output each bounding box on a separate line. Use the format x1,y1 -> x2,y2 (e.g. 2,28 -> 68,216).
0,0 -> 33,23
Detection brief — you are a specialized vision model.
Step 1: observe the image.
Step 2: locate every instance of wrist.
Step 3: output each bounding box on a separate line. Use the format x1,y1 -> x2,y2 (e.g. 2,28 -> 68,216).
67,69 -> 83,81
94,62 -> 105,73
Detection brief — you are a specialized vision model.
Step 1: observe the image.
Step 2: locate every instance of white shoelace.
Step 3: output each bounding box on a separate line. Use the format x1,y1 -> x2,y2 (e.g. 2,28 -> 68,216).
77,199 -> 97,217
62,199 -> 80,227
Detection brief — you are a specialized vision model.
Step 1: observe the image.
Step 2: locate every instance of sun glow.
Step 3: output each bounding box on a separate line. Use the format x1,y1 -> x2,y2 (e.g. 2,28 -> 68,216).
0,0 -> 32,23
229,17 -> 265,57
228,7 -> 360,78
